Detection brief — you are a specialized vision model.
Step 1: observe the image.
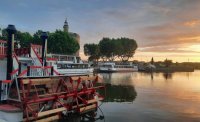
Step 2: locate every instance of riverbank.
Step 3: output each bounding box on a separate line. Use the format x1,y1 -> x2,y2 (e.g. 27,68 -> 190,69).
93,66 -> 194,73
142,65 -> 194,73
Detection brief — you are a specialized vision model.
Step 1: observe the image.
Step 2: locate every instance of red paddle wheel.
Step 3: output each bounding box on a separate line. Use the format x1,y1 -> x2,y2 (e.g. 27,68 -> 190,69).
7,74 -> 105,122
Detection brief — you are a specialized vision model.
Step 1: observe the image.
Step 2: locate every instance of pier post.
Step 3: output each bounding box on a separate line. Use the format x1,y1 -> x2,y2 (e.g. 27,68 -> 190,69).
41,32 -> 48,66
6,25 -> 17,80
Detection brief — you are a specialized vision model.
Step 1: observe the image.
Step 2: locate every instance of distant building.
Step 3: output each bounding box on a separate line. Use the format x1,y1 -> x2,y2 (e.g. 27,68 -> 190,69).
63,19 -> 80,56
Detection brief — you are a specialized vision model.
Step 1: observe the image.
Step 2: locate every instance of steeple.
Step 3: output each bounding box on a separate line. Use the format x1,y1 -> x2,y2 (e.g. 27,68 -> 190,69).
63,18 -> 69,32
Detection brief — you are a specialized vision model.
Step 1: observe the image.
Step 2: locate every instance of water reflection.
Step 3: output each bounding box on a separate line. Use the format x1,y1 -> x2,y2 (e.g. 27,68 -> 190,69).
100,73 -> 135,85
60,71 -> 200,122
163,73 -> 173,80
151,72 -> 153,81
96,71 -> 200,122
102,84 -> 137,102
139,72 -> 174,81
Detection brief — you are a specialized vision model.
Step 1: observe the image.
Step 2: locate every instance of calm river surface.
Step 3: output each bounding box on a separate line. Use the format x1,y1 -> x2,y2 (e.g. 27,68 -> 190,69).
96,70 -> 200,122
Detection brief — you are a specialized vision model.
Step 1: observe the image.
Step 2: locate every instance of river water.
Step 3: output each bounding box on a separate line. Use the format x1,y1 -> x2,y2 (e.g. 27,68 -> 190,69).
95,70 -> 200,122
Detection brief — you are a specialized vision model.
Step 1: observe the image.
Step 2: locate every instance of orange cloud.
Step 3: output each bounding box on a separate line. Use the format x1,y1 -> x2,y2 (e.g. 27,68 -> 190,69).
178,36 -> 200,41
184,20 -> 200,27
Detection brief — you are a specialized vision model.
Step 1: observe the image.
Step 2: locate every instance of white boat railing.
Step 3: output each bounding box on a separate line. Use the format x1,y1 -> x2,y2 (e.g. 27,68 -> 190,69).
30,44 -> 42,66
0,53 -> 19,101
13,53 -> 19,76
28,66 -> 51,77
0,40 -> 6,59
18,66 -> 59,77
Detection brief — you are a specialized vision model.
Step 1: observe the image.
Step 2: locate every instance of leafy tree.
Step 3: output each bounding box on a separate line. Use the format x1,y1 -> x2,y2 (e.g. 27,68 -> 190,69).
97,37 -> 137,61
0,28 -> 33,47
0,28 -> 8,40
115,38 -> 137,62
84,43 -> 100,62
164,59 -> 172,67
99,38 -> 117,61
32,30 -> 43,45
16,31 -> 33,47
48,30 -> 79,54
0,28 -> 80,55
99,37 -> 110,60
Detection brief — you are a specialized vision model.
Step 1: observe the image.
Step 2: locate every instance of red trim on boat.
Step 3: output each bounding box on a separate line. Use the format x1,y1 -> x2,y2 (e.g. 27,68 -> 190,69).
0,104 -> 21,112
2,80 -> 12,83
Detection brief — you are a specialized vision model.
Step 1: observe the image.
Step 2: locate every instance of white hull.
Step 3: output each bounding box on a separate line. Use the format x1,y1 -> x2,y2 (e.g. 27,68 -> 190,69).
99,67 -> 138,72
57,68 -> 94,75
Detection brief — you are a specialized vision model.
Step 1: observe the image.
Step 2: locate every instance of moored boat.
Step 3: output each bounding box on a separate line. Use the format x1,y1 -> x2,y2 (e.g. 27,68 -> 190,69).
47,54 -> 94,75
98,62 -> 138,73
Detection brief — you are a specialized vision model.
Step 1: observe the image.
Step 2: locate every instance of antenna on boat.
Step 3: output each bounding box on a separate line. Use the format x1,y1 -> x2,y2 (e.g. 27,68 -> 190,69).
6,24 -> 17,80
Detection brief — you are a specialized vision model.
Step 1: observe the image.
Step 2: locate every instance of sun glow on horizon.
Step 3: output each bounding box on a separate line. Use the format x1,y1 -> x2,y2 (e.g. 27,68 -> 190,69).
188,45 -> 200,52
134,49 -> 200,62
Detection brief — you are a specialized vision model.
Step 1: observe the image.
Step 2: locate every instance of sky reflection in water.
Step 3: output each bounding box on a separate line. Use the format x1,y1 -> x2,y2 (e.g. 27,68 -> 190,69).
97,70 -> 200,122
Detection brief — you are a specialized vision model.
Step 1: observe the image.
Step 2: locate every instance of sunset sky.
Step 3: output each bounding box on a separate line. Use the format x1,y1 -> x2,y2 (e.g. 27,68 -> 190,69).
0,0 -> 200,62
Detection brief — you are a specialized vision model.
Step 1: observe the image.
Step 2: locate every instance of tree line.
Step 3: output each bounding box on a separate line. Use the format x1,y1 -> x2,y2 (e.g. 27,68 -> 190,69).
0,28 -> 79,55
84,37 -> 137,62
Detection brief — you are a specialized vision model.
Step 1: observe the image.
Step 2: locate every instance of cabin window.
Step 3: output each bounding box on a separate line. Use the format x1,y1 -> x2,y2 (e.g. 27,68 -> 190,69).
57,64 -> 61,69
102,65 -> 112,68
57,63 -> 89,69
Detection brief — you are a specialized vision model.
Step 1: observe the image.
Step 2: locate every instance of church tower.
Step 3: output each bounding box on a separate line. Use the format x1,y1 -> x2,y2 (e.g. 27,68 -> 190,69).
63,19 -> 80,56
63,19 -> 69,32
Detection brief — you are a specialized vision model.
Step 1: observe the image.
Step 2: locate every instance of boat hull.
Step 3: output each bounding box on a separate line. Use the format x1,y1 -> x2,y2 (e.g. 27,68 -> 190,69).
56,68 -> 94,75
99,68 -> 138,73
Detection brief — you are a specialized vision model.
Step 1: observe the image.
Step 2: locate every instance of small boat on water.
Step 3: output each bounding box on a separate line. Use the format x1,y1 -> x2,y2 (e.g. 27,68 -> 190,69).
98,62 -> 138,73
